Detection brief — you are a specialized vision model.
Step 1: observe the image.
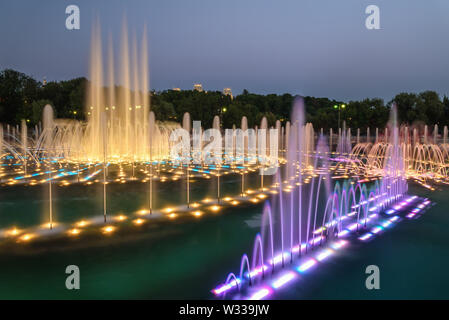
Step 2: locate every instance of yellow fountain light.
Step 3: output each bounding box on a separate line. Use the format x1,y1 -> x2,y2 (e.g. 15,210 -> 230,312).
137,209 -> 149,216
192,211 -> 203,217
231,200 -> 239,206
133,218 -> 145,225
102,226 -> 116,234
68,228 -> 81,236
115,215 -> 127,222
41,222 -> 57,229
164,207 -> 174,214
168,213 -> 178,219
257,194 -> 267,199
18,233 -> 34,242
6,227 -> 21,237
76,220 -> 89,227
210,205 -> 221,212
191,202 -> 200,208
250,198 -> 259,203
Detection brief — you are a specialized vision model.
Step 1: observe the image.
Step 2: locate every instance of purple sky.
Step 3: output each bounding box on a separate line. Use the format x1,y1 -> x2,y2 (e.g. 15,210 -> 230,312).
1,0 -> 449,101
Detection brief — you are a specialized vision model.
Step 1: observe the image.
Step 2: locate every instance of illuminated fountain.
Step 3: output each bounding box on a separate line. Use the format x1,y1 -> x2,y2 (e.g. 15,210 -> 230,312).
211,99 -> 420,300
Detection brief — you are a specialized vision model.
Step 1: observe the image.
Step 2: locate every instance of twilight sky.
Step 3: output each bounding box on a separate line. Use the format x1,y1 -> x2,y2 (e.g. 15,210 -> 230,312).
1,0 -> 449,102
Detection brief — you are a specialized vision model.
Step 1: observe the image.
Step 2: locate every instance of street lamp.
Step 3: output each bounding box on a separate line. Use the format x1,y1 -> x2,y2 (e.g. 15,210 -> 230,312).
334,104 -> 346,130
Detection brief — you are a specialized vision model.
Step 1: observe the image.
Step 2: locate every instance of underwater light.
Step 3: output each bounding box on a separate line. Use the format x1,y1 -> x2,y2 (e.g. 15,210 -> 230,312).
137,209 -> 150,216
115,215 -> 127,221
133,218 -> 145,225
18,233 -> 34,242
359,233 -> 373,241
337,229 -> 350,237
192,211 -> 203,217
76,220 -> 90,227
330,239 -> 348,250
247,265 -> 268,278
41,222 -> 57,229
248,288 -> 271,300
371,226 -> 383,234
102,226 -> 115,234
298,259 -> 317,272
272,272 -> 296,289
316,248 -> 334,261
212,278 -> 241,295
168,213 -> 178,219
68,228 -> 81,236
6,228 -> 21,236
389,216 -> 400,222
210,205 -> 221,212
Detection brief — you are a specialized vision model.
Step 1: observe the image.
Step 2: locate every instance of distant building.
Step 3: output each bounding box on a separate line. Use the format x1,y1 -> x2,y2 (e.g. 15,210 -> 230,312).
172,88 -> 181,91
223,88 -> 233,99
193,83 -> 203,92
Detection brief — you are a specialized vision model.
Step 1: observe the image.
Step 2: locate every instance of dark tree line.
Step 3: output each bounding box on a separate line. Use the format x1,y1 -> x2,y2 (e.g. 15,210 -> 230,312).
1,69 -> 449,130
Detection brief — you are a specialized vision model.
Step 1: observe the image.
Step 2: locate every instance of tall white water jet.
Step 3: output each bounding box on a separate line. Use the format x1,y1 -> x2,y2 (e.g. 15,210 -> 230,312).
182,113 -> 191,133
240,116 -> 249,195
434,124 -> 438,144
21,119 -> 27,175
101,112 -> 108,223
259,116 -> 268,190
376,128 -> 379,142
42,104 -> 54,230
148,111 -> 156,213
329,128 -> 333,152
276,120 -> 281,158
285,121 -> 290,154
182,112 -> 191,207
357,128 -> 360,144
413,128 -> 418,146
424,125 -> 428,144
367,127 -> 370,143
444,126 -> 448,145
42,104 -> 54,150
212,115 -> 221,202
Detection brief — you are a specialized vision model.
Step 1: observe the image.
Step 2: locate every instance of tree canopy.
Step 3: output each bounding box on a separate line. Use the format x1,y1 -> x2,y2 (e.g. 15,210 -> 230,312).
1,69 -> 448,131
